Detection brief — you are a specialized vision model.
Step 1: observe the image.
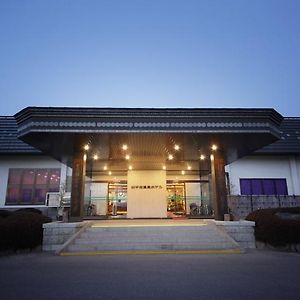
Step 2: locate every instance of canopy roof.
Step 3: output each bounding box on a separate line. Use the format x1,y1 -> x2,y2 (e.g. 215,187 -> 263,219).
14,107 -> 283,168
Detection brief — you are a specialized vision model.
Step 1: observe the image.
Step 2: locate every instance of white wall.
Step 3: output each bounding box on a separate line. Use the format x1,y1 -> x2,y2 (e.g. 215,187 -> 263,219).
127,170 -> 167,218
226,155 -> 300,195
0,155 -> 62,207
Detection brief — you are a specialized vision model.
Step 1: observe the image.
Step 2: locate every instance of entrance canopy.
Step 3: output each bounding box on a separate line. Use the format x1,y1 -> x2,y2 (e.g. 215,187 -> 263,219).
14,107 -> 283,169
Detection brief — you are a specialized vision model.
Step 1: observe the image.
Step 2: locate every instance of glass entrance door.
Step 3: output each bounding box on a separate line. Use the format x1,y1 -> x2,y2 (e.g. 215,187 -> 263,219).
167,183 -> 186,215
107,183 -> 127,216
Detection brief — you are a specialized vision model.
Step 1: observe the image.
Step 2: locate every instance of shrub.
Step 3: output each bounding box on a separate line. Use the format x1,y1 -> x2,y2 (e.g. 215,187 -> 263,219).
0,209 -> 13,219
14,208 -> 42,215
246,207 -> 300,247
0,211 -> 51,251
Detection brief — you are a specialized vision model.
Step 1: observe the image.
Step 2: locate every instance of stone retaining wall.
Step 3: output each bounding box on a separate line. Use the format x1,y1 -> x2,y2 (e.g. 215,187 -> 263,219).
228,195 -> 300,220
43,222 -> 86,251
215,220 -> 256,249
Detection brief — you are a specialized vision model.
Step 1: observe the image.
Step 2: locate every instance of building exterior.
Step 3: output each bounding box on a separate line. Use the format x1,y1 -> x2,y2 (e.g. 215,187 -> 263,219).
0,107 -> 299,221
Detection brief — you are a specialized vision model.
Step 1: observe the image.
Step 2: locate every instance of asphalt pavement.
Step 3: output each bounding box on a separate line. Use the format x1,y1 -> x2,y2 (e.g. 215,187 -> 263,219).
0,249 -> 299,300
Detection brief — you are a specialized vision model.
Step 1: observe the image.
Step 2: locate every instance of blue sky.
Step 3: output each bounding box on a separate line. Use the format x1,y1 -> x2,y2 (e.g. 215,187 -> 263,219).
0,0 -> 299,116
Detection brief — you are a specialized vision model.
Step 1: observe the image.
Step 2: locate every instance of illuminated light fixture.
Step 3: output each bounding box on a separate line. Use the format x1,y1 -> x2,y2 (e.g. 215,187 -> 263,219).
210,154 -> 214,161
181,170 -> 185,175
211,144 -> 218,151
108,171 -> 112,175
122,144 -> 128,151
174,144 -> 180,151
187,165 -> 191,170
200,154 -> 206,160
168,154 -> 173,160
83,144 -> 89,151
125,154 -> 130,160
93,154 -> 98,160
103,165 -> 107,171
83,154 -> 87,161
162,165 -> 166,170
129,165 -> 133,170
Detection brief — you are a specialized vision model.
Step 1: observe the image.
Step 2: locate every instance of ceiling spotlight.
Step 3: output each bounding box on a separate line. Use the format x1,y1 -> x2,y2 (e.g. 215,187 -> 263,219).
125,154 -> 130,160
83,144 -> 89,151
108,171 -> 112,175
200,154 -> 206,160
181,170 -> 185,175
129,165 -> 132,170
103,165 -> 107,170
174,144 -> 180,151
93,154 -> 98,160
162,165 -> 166,170
122,144 -> 128,150
211,144 -> 218,151
187,165 -> 191,170
168,154 -> 173,160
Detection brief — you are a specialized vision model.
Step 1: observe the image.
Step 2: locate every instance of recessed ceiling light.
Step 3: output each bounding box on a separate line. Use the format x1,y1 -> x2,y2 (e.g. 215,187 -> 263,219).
103,165 -> 107,170
211,144 -> 218,151
93,154 -> 98,160
187,165 -> 191,170
129,165 -> 132,170
125,154 -> 130,160
83,144 -> 89,151
108,171 -> 112,175
174,144 -> 180,151
162,165 -> 166,170
168,154 -> 173,160
122,144 -> 128,150
181,170 -> 185,175
200,154 -> 206,160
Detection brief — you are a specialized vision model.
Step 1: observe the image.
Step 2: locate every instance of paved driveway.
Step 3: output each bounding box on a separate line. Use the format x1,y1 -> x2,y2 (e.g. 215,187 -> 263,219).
0,250 -> 299,300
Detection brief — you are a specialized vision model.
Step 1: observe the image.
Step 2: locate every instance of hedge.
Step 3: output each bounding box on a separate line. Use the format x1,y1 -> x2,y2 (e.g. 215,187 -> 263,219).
246,207 -> 300,247
0,210 -> 51,251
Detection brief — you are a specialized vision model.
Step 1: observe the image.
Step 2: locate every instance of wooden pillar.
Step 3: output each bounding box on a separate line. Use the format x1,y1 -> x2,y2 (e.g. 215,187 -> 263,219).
69,150 -> 86,222
210,151 -> 228,221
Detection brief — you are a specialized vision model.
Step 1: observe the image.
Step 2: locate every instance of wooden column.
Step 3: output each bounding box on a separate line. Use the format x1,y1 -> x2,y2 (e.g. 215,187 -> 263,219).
69,150 -> 86,222
210,151 -> 228,221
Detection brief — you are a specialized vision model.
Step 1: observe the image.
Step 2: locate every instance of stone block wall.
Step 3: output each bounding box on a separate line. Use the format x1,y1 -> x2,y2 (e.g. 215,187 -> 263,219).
43,222 -> 86,251
228,195 -> 300,220
215,220 -> 256,249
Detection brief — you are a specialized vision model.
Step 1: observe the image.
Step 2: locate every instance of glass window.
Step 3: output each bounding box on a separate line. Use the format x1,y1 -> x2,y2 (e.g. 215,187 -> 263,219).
23,169 -> 35,185
240,179 -> 251,195
275,179 -> 288,195
8,169 -> 22,185
263,179 -> 275,195
240,178 -> 288,196
251,179 -> 263,195
5,168 -> 61,205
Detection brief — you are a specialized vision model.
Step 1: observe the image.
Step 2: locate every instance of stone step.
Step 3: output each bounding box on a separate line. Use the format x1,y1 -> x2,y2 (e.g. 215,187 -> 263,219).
67,242 -> 238,252
64,221 -> 241,253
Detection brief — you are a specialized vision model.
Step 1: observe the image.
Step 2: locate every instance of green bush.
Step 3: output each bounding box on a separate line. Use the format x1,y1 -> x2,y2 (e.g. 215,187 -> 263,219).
0,211 -> 51,251
246,207 -> 300,247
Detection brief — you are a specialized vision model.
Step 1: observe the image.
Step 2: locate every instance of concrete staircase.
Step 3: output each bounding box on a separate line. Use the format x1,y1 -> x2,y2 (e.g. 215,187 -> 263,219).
61,220 -> 242,254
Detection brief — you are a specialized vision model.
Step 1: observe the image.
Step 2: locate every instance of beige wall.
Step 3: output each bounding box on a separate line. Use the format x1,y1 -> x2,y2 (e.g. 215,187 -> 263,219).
127,170 -> 167,218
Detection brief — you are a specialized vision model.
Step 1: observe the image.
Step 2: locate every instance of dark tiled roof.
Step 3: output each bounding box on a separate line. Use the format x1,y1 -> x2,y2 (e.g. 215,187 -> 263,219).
256,118 -> 300,154
0,115 -> 299,155
0,116 -> 40,154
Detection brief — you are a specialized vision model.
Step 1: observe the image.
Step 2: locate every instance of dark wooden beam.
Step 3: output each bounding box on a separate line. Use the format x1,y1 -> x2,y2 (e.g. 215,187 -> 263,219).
210,151 -> 228,220
69,150 -> 86,222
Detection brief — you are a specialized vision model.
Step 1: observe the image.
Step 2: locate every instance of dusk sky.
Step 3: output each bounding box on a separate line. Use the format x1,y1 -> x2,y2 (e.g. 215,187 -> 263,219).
0,0 -> 300,116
